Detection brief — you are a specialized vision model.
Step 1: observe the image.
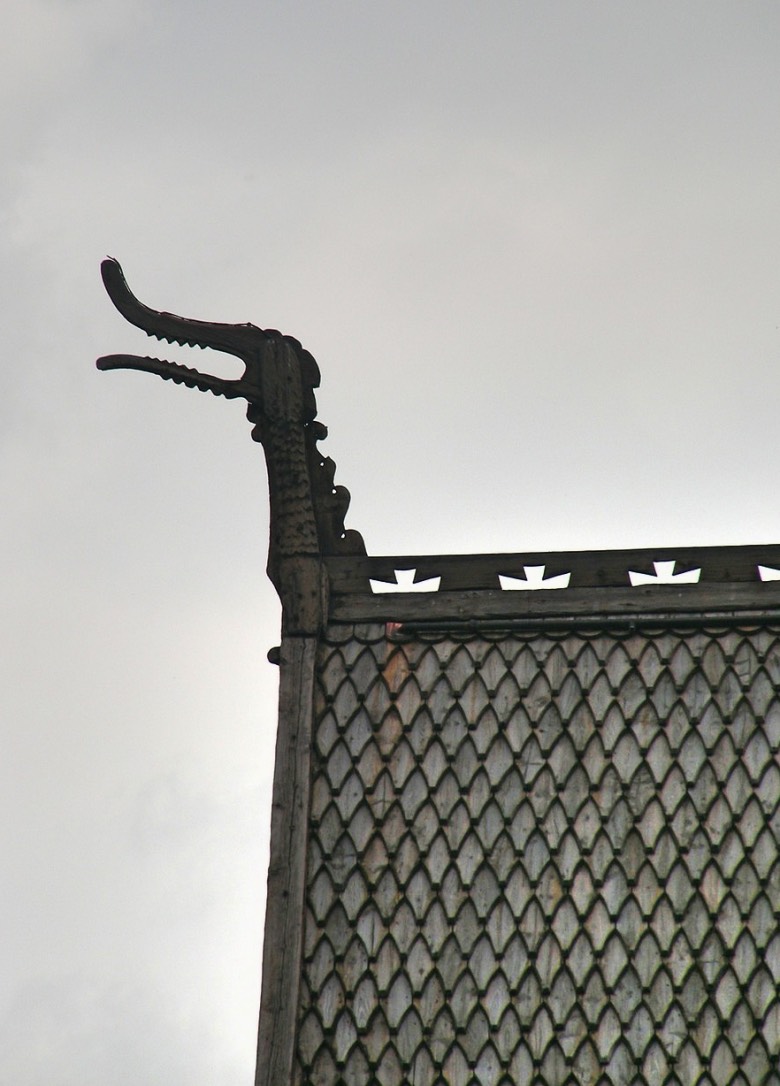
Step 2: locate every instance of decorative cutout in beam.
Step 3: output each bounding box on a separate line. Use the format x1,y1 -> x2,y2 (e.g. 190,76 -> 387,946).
369,568 -> 441,594
628,560 -> 701,586
499,566 -> 571,591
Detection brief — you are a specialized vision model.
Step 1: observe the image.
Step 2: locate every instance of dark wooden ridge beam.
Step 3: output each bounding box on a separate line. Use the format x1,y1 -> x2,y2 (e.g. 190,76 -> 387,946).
326,543 -> 780,595
328,580 -> 780,627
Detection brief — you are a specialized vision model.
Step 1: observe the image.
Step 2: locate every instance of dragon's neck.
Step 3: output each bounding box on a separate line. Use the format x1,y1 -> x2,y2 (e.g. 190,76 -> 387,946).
250,410 -> 321,578
246,336 -> 364,613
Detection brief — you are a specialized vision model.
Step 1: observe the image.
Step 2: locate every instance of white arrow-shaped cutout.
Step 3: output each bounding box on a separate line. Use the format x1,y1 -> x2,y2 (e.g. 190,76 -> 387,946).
758,565 -> 780,581
499,565 -> 571,591
629,560 -> 700,586
369,568 -> 441,594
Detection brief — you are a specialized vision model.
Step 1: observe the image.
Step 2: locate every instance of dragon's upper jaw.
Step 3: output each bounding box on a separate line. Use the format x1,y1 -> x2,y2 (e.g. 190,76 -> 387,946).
96,257 -> 270,403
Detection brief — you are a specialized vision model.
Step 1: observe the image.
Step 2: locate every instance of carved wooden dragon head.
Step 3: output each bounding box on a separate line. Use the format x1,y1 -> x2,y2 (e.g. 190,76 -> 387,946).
97,257 -> 321,419
97,258 -> 364,609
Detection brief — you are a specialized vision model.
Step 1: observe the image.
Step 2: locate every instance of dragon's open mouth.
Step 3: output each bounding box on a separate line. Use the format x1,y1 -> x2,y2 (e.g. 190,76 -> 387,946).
95,258 -> 274,402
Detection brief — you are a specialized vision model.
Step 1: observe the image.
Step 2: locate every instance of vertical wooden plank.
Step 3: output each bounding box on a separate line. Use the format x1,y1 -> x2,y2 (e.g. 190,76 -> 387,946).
255,636 -> 317,1086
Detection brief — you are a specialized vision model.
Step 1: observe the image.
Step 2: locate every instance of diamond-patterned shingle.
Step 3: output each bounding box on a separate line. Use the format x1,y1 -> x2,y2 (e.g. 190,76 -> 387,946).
296,623 -> 780,1085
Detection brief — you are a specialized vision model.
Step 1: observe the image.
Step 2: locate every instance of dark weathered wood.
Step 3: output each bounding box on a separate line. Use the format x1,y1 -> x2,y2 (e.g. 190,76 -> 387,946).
255,636 -> 316,1086
328,580 -> 780,626
325,544 -> 780,594
277,557 -> 329,636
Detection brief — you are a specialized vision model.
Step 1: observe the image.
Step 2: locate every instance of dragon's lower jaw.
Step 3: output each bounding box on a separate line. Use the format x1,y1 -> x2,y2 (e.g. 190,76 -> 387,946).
96,353 -> 247,398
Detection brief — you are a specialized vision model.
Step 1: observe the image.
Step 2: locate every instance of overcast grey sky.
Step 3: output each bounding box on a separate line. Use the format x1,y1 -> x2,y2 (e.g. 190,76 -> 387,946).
4,2 -> 780,1082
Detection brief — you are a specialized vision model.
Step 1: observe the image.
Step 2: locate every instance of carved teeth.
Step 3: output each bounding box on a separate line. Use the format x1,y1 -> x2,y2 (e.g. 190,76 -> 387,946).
150,330 -> 212,351
139,357 -> 232,398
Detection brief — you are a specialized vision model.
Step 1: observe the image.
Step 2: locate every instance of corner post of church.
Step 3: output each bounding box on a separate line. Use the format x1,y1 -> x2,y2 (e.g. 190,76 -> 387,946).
255,553 -> 330,1085
255,632 -> 317,1086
